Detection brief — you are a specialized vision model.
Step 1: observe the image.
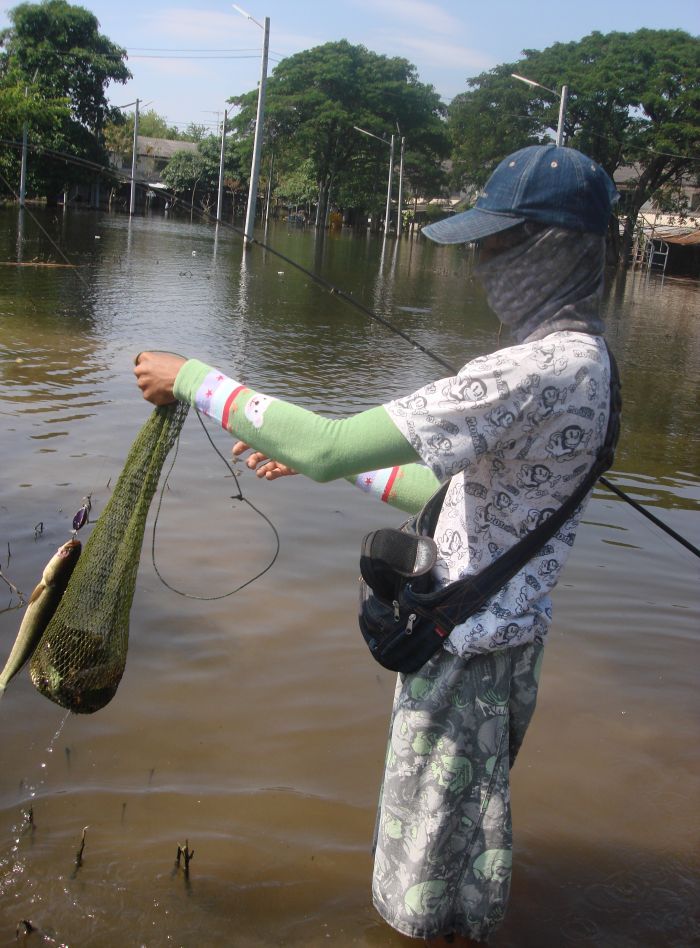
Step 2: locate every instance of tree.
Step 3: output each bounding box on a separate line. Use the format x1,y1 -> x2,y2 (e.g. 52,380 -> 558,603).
161,150 -> 209,211
181,122 -> 207,143
275,158 -> 317,211
229,41 -> 449,227
160,135 -> 245,214
0,0 -> 130,199
448,29 -> 700,263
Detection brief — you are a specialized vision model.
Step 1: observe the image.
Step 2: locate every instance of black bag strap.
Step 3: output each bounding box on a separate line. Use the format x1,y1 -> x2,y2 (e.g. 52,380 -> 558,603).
406,341 -> 621,631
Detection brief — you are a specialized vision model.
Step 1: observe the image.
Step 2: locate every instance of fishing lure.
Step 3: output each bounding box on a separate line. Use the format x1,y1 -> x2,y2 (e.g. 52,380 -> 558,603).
72,495 -> 92,534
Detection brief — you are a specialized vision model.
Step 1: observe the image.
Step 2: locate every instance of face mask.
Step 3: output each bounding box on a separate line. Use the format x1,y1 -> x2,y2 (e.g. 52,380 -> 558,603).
475,225 -> 606,343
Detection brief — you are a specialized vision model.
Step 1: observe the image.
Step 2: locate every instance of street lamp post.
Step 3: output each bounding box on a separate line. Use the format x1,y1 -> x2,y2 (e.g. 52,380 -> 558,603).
19,69 -> 39,207
396,135 -> 405,234
353,125 -> 395,235
216,108 -> 228,221
19,108 -> 28,207
234,5 -> 270,246
511,73 -> 568,147
129,97 -> 140,215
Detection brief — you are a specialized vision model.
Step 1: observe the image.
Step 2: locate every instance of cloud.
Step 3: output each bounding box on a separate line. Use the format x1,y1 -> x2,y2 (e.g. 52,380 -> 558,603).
352,0 -> 462,36
393,34 -> 494,72
140,8 -> 325,59
141,8 -> 259,43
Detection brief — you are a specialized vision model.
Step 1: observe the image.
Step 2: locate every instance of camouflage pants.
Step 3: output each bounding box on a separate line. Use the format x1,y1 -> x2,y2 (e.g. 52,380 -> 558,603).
372,641 -> 544,942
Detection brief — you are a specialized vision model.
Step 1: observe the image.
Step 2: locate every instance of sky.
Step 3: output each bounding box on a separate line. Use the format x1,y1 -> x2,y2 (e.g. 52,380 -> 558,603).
1,0 -> 698,132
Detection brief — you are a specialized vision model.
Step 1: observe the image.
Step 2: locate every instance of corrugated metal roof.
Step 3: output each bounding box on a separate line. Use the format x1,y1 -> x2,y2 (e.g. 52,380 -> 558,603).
137,136 -> 198,159
649,228 -> 700,246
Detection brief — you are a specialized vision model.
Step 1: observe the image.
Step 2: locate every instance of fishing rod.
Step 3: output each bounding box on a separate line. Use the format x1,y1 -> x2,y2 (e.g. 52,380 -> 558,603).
2,137 -> 698,559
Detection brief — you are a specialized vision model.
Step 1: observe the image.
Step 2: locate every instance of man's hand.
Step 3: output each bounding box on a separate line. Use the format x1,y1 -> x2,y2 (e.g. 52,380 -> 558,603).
233,441 -> 298,480
133,352 -> 186,405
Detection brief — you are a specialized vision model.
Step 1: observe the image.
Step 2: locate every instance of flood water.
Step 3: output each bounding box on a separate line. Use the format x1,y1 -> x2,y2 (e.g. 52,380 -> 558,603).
0,206 -> 698,947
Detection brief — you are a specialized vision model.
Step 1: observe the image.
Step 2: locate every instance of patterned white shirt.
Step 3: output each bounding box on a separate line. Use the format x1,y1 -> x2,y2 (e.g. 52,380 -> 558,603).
385,331 -> 611,656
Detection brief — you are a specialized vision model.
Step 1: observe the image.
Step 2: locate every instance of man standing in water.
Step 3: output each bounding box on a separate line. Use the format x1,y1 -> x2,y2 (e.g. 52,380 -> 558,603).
134,144 -> 619,943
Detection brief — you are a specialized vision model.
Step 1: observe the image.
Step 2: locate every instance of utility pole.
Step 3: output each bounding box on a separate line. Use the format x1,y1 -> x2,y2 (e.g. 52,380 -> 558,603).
216,109 -> 228,221
129,98 -> 140,215
241,12 -> 270,245
396,136 -> 405,235
19,71 -> 38,207
19,108 -> 28,207
264,149 -> 274,224
384,133 -> 395,235
555,85 -> 569,147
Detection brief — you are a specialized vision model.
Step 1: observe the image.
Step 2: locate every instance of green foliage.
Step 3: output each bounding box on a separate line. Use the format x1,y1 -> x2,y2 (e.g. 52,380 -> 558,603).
274,158 -> 317,207
1,0 -> 129,129
0,71 -> 68,138
103,109 -> 180,165
447,29 -> 700,259
159,134 -> 245,209
0,0 -> 130,198
160,150 -> 209,195
136,109 -> 180,140
102,114 -> 131,163
229,40 -> 449,223
181,122 -> 208,143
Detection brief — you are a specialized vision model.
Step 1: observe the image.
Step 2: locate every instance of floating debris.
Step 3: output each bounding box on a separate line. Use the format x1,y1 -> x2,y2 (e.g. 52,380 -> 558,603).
20,806 -> 35,836
72,826 -> 88,876
176,839 -> 194,874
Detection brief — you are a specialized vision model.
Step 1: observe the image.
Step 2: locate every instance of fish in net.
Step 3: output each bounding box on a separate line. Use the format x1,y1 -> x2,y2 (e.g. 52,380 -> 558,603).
29,402 -> 189,714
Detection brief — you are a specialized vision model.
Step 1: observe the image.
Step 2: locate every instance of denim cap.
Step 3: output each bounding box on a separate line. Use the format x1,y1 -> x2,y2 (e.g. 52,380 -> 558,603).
423,144 -> 619,244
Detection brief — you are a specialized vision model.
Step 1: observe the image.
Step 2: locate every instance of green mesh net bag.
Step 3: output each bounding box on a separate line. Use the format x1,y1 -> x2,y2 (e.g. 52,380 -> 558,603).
29,402 -> 189,714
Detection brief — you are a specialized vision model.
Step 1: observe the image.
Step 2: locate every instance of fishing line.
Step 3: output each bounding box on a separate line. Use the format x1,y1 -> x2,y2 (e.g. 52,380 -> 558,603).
2,137 -> 698,559
137,349 -> 280,599
0,165 -> 91,288
150,408 -> 280,600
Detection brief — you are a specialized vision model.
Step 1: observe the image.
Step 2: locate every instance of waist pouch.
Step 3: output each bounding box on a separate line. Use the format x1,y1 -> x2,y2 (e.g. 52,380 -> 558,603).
359,524 -> 449,674
358,341 -> 622,675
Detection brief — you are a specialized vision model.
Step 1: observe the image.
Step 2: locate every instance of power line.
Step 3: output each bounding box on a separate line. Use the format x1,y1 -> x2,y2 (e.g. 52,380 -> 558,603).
126,47 -> 261,52
129,54 -> 261,60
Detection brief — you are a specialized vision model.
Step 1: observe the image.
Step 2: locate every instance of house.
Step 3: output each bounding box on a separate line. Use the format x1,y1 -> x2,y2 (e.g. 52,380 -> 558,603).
109,136 -> 198,186
104,135 -> 199,210
614,165 -> 700,277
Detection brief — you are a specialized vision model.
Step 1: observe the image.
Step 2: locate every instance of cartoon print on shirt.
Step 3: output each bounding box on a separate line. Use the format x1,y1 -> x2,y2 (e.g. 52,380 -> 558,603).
441,376 -> 488,406
437,528 -> 466,559
490,622 -> 522,647
537,558 -> 559,581
516,373 -> 540,401
474,492 -> 519,538
516,463 -> 561,499
532,343 -> 568,375
484,404 -> 519,435
545,424 -> 591,462
395,393 -> 429,412
516,584 -> 539,611
244,393 -> 276,429
494,491 -> 517,513
520,506 -> 558,536
427,432 -> 454,455
524,384 -> 565,430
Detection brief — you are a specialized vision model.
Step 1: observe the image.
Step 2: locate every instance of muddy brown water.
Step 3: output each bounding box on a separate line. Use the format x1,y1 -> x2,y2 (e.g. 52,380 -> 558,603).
0,207 -> 698,947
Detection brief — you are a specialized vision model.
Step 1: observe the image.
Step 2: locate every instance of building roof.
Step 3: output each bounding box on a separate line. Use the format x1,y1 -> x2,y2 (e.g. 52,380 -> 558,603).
137,136 -> 198,159
651,227 -> 700,246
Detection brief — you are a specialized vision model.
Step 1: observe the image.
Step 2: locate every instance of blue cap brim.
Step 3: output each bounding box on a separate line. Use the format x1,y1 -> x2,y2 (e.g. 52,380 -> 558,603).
422,207 -> 526,245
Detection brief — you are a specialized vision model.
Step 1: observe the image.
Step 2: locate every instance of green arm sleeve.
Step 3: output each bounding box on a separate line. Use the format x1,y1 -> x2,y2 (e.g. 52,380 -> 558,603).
174,359 -> 420,482
344,463 -> 441,514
